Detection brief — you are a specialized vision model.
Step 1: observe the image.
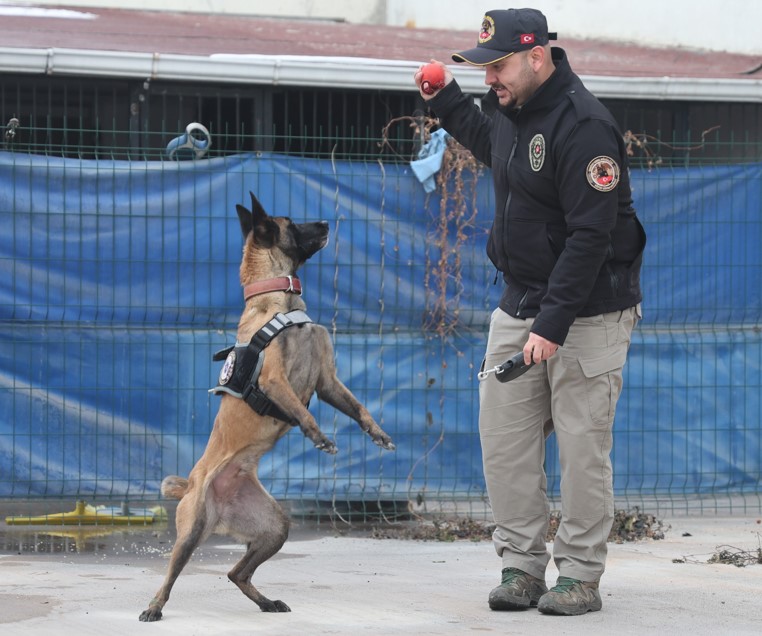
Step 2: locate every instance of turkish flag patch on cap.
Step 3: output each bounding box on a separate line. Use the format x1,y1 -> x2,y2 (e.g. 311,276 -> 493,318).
520,33 -> 535,44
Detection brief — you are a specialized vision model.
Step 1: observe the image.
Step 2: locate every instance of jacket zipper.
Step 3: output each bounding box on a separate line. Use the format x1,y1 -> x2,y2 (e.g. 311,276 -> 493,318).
516,289 -> 528,317
502,134 -> 518,216
606,244 -> 618,290
498,134 -> 519,287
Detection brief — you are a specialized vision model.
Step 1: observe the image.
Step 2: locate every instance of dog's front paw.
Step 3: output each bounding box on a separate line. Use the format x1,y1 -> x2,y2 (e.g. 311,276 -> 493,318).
373,434 -> 396,451
315,439 -> 338,454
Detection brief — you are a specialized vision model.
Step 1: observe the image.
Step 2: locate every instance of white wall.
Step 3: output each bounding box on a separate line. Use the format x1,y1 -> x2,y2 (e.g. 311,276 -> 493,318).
0,0 -> 386,22
5,0 -> 761,55
386,0 -> 762,56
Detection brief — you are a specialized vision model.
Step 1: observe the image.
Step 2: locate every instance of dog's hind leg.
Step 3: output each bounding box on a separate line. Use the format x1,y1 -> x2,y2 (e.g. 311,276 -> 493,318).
138,494 -> 209,622
227,534 -> 291,612
225,478 -> 292,611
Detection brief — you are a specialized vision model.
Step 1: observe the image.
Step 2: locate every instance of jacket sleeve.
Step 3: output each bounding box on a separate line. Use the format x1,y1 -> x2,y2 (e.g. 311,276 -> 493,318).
427,79 -> 494,167
530,118 -> 623,344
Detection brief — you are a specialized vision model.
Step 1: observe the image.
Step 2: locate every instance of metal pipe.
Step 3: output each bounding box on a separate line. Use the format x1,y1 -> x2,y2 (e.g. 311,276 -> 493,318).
1,47 -> 760,103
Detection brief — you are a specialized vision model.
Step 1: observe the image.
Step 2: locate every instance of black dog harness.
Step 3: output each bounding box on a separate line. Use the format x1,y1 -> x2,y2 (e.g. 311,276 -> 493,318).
209,310 -> 312,423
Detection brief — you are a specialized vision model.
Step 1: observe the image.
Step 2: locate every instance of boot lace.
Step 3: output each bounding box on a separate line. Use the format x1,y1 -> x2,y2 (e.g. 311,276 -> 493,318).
500,567 -> 528,585
551,576 -> 581,593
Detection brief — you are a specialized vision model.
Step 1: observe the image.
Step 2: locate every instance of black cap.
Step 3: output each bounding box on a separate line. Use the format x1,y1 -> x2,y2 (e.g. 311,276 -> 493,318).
452,8 -> 557,65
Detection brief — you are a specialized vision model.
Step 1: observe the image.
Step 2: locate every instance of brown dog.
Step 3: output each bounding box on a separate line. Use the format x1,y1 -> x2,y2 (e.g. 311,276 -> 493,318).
139,193 -> 395,622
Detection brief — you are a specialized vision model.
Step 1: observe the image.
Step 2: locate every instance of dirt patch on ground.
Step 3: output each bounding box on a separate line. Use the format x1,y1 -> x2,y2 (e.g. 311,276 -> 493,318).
370,508 -> 668,543
0,591 -> 59,623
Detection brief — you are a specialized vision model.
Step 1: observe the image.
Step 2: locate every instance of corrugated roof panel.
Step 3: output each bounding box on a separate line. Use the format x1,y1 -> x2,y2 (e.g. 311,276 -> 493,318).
1,6 -> 759,80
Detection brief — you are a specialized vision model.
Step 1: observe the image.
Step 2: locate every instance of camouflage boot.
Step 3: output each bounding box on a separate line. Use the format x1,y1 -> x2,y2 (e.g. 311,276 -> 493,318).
537,576 -> 603,615
488,567 -> 548,611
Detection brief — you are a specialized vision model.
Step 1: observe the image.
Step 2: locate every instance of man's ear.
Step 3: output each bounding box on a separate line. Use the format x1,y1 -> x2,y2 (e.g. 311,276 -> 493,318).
528,45 -> 547,71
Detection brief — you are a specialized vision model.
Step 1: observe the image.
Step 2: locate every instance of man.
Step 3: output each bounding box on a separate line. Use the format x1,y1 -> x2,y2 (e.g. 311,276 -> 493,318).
415,8 -> 645,616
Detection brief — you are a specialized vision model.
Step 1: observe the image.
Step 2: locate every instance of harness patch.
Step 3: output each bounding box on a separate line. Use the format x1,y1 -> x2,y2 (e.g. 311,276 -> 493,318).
586,156 -> 620,192
529,134 -> 545,172
218,350 -> 236,385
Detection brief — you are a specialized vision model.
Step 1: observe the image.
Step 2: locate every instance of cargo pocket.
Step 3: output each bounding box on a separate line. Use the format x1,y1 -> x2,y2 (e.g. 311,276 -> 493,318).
578,346 -> 628,427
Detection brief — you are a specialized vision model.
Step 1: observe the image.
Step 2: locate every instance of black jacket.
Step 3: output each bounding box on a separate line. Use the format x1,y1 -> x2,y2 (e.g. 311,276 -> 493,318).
429,48 -> 645,345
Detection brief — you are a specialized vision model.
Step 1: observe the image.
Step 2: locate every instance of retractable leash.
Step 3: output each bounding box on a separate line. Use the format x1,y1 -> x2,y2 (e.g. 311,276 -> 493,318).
478,352 -> 535,383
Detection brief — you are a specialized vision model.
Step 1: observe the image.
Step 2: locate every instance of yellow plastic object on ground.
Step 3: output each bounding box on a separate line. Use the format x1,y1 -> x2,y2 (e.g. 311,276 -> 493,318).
4,500 -> 168,526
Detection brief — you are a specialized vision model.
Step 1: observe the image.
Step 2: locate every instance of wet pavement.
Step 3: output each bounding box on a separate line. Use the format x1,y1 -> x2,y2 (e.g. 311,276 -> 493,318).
1,499 -> 761,635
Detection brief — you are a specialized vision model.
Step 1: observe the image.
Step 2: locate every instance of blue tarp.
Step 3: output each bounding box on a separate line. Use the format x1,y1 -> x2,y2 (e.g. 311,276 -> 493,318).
0,150 -> 760,501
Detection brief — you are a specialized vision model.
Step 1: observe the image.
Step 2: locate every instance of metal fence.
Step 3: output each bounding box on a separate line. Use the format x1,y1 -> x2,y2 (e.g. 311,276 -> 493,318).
0,123 -> 760,520
3,74 -> 761,164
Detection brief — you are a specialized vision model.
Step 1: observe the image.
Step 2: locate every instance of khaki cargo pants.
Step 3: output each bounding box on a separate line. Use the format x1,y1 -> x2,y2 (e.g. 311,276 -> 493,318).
478,305 -> 639,583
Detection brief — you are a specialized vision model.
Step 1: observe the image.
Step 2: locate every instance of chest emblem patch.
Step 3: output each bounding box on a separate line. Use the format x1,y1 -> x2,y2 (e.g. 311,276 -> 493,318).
218,350 -> 236,385
586,156 -> 620,191
529,134 -> 545,172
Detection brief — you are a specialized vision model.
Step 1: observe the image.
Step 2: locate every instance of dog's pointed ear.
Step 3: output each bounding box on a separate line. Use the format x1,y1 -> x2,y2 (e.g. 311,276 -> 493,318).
236,203 -> 253,239
249,192 -> 269,223
239,192 -> 278,247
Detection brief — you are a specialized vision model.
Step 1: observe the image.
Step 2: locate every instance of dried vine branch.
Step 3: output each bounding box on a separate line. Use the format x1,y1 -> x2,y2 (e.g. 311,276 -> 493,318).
380,114 -> 482,338
624,125 -> 720,170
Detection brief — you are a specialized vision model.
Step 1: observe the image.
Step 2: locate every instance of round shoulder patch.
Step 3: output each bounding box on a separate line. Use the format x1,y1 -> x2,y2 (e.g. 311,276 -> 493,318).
218,350 -> 236,385
586,156 -> 620,192
529,134 -> 545,172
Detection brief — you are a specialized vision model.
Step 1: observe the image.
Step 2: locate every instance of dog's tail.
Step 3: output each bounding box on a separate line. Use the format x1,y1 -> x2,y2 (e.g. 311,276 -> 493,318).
161,475 -> 189,500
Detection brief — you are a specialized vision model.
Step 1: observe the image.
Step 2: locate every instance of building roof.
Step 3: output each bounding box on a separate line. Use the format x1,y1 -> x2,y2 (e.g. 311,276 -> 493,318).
1,5 -> 761,101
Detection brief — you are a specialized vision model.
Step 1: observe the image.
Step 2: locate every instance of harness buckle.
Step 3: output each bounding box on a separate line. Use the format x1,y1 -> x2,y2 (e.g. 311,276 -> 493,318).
242,382 -> 270,416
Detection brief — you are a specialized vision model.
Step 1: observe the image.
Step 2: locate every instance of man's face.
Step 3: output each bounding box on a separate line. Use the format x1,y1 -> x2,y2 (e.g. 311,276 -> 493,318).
483,51 -> 538,109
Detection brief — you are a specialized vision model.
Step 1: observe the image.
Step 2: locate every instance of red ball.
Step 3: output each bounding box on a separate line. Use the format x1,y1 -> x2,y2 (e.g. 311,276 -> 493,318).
420,63 -> 445,95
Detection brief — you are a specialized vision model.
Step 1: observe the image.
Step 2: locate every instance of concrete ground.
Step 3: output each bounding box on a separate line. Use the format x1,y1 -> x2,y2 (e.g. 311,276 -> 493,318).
1,502 -> 761,636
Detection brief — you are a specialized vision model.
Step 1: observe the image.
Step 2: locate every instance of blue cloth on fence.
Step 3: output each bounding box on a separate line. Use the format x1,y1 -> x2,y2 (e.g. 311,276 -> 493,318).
410,128 -> 450,193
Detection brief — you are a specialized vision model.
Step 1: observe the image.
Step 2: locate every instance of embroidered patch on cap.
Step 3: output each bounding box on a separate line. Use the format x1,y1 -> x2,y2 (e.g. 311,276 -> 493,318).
520,33 -> 535,44
479,15 -> 495,44
586,156 -> 620,191
529,134 -> 545,172
218,350 -> 236,385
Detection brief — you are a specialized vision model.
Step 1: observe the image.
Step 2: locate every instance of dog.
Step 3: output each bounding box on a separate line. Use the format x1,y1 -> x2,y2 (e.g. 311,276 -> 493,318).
139,193 -> 395,622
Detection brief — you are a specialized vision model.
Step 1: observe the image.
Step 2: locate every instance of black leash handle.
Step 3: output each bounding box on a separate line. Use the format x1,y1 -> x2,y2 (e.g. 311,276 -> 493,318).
478,352 -> 534,383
